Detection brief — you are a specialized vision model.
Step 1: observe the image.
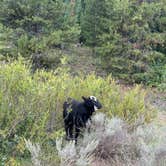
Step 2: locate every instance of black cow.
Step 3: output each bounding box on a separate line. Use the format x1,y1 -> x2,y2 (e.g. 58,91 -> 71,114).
63,96 -> 102,143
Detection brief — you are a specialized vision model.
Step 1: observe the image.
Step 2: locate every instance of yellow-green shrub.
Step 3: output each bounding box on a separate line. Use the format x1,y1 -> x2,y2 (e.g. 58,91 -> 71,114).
0,59 -> 156,163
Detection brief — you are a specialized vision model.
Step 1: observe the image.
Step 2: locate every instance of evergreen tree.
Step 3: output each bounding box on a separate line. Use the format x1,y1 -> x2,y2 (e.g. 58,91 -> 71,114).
80,0 -> 110,47
0,0 -> 65,35
98,0 -> 166,84
0,0 -> 80,58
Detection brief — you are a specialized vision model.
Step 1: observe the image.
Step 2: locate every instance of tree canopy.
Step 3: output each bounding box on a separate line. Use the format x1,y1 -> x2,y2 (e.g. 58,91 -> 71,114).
0,0 -> 165,85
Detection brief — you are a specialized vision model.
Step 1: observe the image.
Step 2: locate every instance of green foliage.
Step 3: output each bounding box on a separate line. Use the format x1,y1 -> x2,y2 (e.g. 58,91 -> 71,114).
0,23 -> 16,56
81,0 -> 110,47
0,0 -> 80,69
1,0 -> 165,86
94,0 -> 166,86
0,0 -> 65,33
0,59 -> 156,164
0,0 -> 164,164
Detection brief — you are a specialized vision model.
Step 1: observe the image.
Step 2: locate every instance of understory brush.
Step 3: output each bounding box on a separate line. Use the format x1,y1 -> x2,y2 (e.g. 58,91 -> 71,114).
0,59 -> 157,164
26,113 -> 166,166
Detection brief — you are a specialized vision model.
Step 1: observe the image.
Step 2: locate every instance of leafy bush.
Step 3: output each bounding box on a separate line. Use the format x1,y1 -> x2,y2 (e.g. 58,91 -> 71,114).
0,59 -> 156,164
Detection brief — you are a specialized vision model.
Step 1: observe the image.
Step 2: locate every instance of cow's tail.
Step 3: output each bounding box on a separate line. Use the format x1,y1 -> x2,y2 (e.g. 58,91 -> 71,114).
63,101 -> 69,119
63,98 -> 73,119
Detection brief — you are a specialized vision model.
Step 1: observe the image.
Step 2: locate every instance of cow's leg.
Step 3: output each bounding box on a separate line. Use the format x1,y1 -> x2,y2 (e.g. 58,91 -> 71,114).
65,123 -> 70,140
65,123 -> 74,140
68,124 -> 73,140
75,126 -> 80,144
86,119 -> 92,133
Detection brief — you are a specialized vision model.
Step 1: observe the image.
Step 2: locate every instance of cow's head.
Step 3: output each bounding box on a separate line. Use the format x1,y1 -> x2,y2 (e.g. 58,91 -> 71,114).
82,96 -> 102,111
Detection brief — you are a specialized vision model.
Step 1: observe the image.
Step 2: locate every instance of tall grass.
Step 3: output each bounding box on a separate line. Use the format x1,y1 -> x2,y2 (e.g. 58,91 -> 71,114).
0,59 -> 156,164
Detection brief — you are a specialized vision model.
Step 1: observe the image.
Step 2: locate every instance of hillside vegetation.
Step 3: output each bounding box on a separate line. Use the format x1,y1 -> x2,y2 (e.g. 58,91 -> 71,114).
0,0 -> 165,88
0,0 -> 165,165
56,113 -> 165,166
0,59 -> 157,165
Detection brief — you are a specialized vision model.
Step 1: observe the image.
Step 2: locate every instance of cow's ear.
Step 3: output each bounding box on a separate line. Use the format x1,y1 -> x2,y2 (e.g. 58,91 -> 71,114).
82,96 -> 87,101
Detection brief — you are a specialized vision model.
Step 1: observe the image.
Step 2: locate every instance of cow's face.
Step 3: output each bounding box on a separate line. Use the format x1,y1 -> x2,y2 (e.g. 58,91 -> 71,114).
89,96 -> 102,111
82,96 -> 102,111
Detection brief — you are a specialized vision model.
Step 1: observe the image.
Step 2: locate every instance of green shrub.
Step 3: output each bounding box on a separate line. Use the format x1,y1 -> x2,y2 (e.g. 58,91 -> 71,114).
0,59 -> 156,164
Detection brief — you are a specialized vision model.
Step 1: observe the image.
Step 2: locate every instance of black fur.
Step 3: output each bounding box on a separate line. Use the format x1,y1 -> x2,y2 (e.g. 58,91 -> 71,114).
63,96 -> 102,142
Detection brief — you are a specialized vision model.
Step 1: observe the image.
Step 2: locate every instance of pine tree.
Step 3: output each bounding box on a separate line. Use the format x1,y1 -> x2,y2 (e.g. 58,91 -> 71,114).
80,0 -> 110,47
0,0 -> 80,57
98,0 -> 166,84
0,0 -> 65,35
